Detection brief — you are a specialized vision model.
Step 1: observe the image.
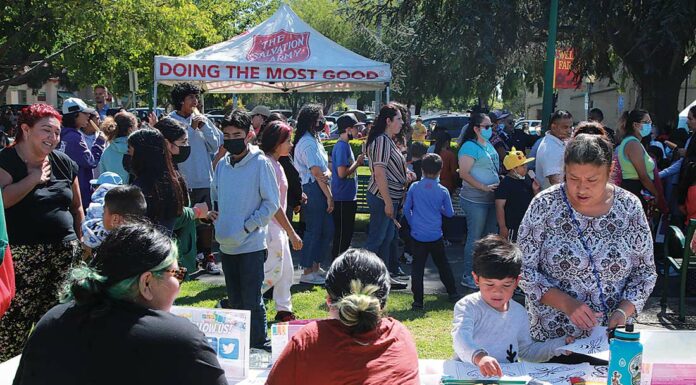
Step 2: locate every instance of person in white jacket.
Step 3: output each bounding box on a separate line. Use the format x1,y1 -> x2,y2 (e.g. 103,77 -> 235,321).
452,235 -> 574,377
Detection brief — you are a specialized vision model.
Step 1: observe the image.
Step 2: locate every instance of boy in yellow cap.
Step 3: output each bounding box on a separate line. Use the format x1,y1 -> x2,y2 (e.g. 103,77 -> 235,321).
494,147 -> 540,241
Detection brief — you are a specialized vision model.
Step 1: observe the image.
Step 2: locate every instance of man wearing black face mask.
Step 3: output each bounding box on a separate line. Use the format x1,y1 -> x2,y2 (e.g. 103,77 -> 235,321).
330,114 -> 365,260
209,110 -> 279,350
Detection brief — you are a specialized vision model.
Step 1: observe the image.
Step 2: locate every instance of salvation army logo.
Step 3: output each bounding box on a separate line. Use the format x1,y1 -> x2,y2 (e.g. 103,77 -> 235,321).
246,30 -> 311,63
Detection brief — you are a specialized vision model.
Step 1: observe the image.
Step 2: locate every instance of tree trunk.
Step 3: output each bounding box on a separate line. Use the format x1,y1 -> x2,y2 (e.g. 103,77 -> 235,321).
415,100 -> 422,116
639,75 -> 685,132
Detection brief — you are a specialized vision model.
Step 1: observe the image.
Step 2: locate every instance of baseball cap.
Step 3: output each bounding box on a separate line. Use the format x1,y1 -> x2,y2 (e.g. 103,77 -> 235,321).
62,97 -> 96,115
503,147 -> 535,171
489,110 -> 511,122
90,171 -> 124,186
337,113 -> 359,132
250,105 -> 271,118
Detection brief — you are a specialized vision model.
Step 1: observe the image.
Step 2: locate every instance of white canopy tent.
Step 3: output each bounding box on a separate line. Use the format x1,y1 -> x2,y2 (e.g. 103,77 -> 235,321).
153,4 -> 391,106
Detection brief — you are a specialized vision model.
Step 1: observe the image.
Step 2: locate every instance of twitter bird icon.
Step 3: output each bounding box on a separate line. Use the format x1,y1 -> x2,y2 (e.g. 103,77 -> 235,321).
218,338 -> 240,359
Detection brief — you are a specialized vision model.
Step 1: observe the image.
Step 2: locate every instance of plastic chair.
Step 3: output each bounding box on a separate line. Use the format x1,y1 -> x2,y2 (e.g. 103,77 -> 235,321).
661,219 -> 696,322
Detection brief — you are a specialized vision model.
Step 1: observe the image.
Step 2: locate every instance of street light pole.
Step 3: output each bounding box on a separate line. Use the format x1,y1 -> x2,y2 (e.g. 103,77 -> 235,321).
541,0 -> 559,132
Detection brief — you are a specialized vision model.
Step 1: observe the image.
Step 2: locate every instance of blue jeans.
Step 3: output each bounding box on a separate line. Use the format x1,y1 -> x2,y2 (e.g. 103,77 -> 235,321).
300,181 -> 334,268
364,192 -> 400,273
221,249 -> 268,347
460,198 -> 497,281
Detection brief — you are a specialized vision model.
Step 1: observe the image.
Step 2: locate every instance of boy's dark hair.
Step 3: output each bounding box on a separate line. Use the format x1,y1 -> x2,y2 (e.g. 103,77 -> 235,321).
104,185 -> 147,217
409,141 -> 428,159
472,234 -> 522,279
220,109 -> 251,134
421,153 -> 443,175
170,82 -> 201,111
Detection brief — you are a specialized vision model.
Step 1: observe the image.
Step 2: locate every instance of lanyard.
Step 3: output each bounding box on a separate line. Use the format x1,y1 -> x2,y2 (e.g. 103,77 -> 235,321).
559,184 -> 610,316
471,140 -> 499,180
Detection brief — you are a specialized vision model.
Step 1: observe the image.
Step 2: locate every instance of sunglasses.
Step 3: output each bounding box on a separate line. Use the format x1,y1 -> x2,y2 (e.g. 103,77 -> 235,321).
162,266 -> 187,283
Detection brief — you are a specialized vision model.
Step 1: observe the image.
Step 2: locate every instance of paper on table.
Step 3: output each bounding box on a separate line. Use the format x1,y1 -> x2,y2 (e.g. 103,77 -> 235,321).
558,326 -> 610,361
441,360 -> 593,385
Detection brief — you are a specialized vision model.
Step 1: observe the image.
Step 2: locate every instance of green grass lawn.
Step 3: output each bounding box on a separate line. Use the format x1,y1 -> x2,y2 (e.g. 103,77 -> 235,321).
177,281 -> 455,359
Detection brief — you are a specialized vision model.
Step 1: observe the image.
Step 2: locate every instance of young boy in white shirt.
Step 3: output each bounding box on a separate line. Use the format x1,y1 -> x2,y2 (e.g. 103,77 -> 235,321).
451,235 -> 574,377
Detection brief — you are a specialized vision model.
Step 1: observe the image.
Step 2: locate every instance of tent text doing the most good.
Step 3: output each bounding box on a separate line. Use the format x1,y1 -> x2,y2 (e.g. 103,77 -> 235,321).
153,4 -> 391,95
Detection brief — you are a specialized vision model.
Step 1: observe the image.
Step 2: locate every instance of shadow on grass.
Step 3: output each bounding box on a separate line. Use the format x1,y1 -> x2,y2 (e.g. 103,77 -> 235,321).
386,294 -> 455,322
176,285 -> 227,306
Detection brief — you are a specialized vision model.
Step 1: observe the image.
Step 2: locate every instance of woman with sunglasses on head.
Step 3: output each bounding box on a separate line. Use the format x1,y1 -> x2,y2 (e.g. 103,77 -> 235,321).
12,222 -> 227,384
457,112 -> 501,290
293,104 -> 334,285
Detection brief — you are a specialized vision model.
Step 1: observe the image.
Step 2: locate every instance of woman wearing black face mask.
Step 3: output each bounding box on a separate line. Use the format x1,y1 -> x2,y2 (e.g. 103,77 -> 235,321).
292,104 -> 334,285
152,118 -> 209,273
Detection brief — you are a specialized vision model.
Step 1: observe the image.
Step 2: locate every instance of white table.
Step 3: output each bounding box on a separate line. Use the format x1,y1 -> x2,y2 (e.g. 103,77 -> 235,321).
2,330 -> 694,385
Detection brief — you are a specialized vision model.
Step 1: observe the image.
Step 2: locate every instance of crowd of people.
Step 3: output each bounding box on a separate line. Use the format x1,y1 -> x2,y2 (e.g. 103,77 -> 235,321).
2,78 -> 694,383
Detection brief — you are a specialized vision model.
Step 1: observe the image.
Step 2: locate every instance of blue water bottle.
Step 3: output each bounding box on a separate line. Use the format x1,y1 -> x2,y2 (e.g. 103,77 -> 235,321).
607,323 -> 642,385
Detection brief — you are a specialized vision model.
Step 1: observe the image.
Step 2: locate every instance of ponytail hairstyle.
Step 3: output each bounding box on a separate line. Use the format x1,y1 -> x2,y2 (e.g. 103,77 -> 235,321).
325,248 -> 390,334
15,103 -> 62,144
293,104 -> 323,148
113,111 -> 138,139
367,103 -> 400,147
259,121 -> 292,155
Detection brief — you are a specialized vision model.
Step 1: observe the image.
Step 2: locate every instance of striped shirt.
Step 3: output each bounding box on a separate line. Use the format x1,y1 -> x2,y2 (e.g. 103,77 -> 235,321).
367,134 -> 408,200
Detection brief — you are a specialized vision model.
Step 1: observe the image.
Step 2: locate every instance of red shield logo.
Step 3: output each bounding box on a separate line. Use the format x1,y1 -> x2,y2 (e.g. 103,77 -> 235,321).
246,30 -> 311,63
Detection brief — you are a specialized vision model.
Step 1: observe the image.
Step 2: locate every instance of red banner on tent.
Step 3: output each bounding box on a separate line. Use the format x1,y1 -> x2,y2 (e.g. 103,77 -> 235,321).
554,49 -> 581,89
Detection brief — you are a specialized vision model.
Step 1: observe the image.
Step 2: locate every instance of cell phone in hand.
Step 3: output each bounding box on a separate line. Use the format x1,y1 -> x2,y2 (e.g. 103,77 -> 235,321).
528,170 -> 536,179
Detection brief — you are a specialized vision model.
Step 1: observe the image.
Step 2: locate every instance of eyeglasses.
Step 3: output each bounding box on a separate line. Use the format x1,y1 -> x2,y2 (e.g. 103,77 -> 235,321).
162,266 -> 187,283
479,124 -> 494,129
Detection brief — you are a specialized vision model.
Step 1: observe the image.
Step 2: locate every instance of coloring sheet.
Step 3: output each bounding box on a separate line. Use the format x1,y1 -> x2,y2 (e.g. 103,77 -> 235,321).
558,326 -> 610,361
441,360 -> 593,385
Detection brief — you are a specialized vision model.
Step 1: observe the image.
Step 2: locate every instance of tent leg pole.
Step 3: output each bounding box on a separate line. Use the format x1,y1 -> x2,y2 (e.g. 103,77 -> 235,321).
152,83 -> 158,111
386,85 -> 390,103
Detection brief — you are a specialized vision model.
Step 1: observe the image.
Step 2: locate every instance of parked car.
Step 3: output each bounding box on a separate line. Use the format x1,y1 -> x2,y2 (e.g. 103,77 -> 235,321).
127,107 -> 166,121
271,109 -> 293,120
421,113 -> 471,141
204,114 -> 225,128
330,109 -> 368,122
514,119 -> 542,135
0,104 -> 29,115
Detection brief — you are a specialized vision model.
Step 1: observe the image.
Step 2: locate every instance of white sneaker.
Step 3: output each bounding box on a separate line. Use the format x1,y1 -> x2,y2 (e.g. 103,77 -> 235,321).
315,267 -> 328,279
300,272 -> 325,285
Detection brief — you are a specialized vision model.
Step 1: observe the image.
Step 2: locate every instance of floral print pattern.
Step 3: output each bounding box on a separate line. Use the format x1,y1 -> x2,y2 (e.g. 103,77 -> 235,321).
518,184 -> 657,341
0,240 -> 81,362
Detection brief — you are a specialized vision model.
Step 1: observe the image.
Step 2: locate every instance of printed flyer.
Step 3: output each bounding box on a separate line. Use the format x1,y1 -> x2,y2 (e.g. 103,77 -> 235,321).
171,306 -> 251,380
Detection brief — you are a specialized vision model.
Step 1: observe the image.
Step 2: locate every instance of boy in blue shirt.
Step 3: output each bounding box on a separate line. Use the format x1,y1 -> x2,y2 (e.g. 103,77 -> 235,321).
330,113 -> 365,260
403,153 -> 460,309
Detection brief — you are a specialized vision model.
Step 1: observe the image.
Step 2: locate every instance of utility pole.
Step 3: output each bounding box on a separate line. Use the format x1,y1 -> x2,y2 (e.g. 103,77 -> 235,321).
540,0 -> 558,132
375,0 -> 383,110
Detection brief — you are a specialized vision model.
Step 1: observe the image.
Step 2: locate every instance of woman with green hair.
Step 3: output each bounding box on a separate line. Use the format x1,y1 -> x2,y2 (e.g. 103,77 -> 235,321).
267,248 -> 420,385
12,221 -> 227,385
